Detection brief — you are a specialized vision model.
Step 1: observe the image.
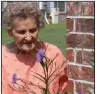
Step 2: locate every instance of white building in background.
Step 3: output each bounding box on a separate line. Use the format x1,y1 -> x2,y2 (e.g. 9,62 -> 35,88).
38,1 -> 66,24
38,1 -> 66,13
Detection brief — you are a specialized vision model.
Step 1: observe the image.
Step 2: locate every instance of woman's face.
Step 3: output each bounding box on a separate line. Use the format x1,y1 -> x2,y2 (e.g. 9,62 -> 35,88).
10,17 -> 39,52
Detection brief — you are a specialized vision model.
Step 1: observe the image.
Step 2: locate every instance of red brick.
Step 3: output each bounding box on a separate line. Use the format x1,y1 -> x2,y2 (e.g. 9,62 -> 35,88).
66,34 -> 94,49
65,80 -> 74,94
83,51 -> 94,66
76,19 -> 94,33
66,34 -> 76,48
66,18 -> 73,32
66,49 -> 74,62
88,2 -> 94,16
66,2 -> 94,16
81,67 -> 94,82
76,50 -> 83,64
66,65 -> 94,82
76,82 -> 94,94
76,50 -> 94,66
76,34 -> 94,49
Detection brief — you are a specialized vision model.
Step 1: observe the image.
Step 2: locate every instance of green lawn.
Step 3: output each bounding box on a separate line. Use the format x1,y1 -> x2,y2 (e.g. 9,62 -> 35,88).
2,24 -> 67,56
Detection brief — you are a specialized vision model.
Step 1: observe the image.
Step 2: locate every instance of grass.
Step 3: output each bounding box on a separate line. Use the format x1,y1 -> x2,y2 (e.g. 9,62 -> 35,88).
2,24 -> 67,56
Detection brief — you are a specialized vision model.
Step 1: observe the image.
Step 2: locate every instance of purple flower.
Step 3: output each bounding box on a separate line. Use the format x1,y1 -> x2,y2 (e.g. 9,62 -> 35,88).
78,91 -> 83,94
12,73 -> 18,84
36,49 -> 45,62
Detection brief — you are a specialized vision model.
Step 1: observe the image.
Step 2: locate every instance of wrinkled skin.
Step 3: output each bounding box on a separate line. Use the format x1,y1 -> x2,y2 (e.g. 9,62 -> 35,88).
8,17 -> 39,52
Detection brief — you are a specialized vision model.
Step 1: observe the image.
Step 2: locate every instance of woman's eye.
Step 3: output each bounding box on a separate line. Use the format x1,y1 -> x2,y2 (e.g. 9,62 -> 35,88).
16,30 -> 26,34
29,28 -> 37,33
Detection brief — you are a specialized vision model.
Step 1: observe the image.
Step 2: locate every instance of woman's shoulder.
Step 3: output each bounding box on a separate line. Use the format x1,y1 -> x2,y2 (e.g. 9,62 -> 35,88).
43,41 -> 66,64
2,44 -> 8,53
2,42 -> 18,54
43,41 -> 63,56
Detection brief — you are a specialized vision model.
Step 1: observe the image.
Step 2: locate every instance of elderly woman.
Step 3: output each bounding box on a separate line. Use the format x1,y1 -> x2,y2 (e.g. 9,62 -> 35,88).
2,2 -> 68,94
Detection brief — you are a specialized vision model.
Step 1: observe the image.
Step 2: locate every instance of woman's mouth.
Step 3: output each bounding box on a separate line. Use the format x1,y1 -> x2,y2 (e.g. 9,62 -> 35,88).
23,41 -> 33,44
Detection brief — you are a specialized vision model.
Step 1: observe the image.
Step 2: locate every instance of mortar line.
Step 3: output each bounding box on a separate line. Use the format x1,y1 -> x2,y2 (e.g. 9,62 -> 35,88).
66,48 -> 94,52
68,32 -> 94,36
68,78 -> 94,85
67,16 -> 94,19
67,62 -> 93,68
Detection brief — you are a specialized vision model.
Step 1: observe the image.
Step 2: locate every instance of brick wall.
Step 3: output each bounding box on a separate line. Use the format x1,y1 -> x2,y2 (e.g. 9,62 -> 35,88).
66,2 -> 94,94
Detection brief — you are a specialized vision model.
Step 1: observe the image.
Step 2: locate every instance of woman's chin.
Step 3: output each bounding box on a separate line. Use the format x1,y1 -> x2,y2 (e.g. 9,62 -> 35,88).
20,45 -> 35,53
23,48 -> 33,52
23,49 -> 31,53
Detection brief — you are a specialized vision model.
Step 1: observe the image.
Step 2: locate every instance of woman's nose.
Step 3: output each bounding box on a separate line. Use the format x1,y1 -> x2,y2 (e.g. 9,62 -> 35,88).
25,32 -> 32,41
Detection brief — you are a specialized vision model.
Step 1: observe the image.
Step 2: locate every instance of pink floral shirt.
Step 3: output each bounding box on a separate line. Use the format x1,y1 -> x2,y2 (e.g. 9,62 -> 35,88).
2,42 -> 68,94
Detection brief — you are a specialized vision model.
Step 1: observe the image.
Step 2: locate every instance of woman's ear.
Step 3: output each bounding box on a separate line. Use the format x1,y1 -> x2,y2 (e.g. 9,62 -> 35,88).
7,28 -> 13,37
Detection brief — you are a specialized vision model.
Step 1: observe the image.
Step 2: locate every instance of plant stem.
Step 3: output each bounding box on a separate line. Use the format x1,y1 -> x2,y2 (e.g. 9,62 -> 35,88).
45,61 -> 49,94
45,78 -> 49,94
